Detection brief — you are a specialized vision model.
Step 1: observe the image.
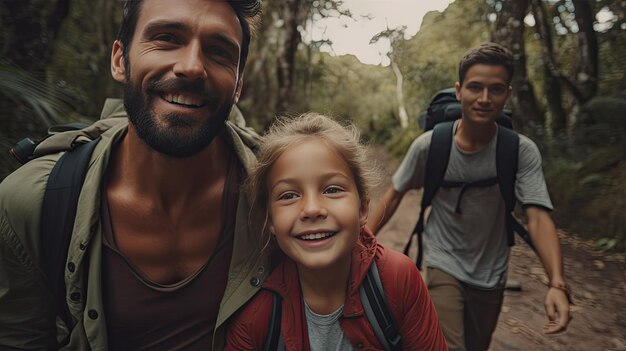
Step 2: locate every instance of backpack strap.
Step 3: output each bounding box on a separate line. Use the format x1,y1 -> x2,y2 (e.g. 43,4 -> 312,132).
264,292 -> 285,351
404,121 -> 454,269
359,260 -> 402,351
40,139 -> 99,347
496,127 -> 536,250
264,260 -> 401,351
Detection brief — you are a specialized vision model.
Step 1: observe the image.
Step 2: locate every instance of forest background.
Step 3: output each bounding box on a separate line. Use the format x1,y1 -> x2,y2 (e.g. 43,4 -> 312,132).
0,0 -> 624,252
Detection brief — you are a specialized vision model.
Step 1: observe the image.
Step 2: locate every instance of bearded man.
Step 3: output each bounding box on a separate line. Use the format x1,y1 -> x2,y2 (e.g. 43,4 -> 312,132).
0,0 -> 266,349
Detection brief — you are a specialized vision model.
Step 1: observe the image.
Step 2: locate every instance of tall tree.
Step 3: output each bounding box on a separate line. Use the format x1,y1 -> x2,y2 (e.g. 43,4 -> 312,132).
571,0 -> 599,102
491,0 -> 542,128
275,0 -> 302,114
1,0 -> 71,71
531,0 -> 568,131
371,26 -> 410,129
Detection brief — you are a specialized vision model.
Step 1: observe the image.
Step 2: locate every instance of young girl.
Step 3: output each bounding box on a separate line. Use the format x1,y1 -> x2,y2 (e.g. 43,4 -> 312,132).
226,113 -> 447,350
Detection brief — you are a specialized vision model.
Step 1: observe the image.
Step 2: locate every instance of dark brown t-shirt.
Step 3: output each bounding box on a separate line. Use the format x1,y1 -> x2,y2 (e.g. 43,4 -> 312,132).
101,159 -> 240,350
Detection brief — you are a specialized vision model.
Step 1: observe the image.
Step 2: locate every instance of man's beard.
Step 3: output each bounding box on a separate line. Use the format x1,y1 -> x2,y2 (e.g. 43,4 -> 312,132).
123,77 -> 234,158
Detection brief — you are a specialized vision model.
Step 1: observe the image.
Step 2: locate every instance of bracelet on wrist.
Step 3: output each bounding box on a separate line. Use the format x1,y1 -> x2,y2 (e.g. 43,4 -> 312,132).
549,283 -> 573,304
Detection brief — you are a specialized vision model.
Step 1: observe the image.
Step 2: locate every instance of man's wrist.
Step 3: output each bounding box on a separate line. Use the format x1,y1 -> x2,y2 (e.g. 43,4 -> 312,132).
549,282 -> 573,304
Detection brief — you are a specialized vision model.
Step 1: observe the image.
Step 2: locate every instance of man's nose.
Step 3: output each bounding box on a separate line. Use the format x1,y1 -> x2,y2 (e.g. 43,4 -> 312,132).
478,87 -> 490,103
173,41 -> 208,80
300,194 -> 328,220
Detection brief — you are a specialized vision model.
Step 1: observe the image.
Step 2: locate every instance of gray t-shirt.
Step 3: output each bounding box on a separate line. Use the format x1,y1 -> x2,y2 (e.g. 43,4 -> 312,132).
305,302 -> 353,351
392,121 -> 553,288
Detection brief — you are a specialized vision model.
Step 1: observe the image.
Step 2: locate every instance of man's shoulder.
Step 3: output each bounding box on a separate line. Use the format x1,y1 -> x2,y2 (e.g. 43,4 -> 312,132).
224,120 -> 261,172
515,133 -> 543,161
0,153 -> 62,225
517,133 -> 539,148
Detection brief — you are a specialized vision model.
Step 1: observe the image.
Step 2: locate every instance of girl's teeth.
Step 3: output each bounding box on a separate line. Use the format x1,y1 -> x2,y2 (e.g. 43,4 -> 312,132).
300,232 -> 334,240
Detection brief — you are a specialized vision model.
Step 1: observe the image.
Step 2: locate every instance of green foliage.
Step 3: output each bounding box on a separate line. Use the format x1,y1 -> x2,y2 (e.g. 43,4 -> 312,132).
392,0 -> 491,117
294,52 -> 399,138
384,124 -> 422,161
538,95 -> 626,249
0,0 -> 625,250
0,62 -> 75,127
593,237 -> 618,252
48,0 -> 123,118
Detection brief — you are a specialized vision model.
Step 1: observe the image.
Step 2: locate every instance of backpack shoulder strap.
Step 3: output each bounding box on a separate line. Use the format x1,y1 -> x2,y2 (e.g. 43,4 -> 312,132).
40,138 -> 99,346
495,126 -> 518,213
495,127 -> 535,250
264,292 -> 285,351
359,260 -> 402,351
423,121 -> 455,208
404,121 -> 454,268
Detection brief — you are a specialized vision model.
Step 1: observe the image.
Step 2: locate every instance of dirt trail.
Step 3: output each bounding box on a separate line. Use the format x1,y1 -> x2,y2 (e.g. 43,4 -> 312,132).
368,147 -> 626,351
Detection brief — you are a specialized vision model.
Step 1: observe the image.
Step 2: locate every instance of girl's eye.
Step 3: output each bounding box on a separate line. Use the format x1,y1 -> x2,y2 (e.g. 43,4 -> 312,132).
324,186 -> 343,194
278,192 -> 298,201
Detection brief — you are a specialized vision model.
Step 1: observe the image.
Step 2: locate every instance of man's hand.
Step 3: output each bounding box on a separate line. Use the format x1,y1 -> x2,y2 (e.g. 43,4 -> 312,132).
543,286 -> 571,334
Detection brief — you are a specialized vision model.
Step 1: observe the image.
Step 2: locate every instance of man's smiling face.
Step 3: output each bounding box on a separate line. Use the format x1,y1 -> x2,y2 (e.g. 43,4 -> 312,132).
111,0 -> 244,158
455,63 -> 512,126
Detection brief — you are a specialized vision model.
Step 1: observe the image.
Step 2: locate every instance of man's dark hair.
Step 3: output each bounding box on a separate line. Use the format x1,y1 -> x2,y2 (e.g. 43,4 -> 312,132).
116,0 -> 262,75
458,43 -> 514,85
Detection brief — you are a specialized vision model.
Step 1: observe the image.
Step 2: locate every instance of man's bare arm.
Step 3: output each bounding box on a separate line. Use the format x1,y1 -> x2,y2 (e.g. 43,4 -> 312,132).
368,186 -> 405,234
525,205 -> 571,334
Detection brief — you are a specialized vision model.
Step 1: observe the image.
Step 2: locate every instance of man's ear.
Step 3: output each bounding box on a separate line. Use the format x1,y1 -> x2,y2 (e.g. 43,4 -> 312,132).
233,74 -> 244,104
359,197 -> 371,226
507,84 -> 513,99
111,40 -> 127,83
455,81 -> 461,101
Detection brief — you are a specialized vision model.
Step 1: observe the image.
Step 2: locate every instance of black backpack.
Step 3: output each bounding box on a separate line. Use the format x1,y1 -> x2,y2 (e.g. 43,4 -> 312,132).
9,129 -> 99,349
406,89 -> 535,270
424,88 -> 513,131
263,260 -> 402,351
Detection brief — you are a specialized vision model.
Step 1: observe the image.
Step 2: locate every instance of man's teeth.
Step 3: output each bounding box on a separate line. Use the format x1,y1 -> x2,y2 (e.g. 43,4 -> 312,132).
299,232 -> 335,240
164,93 -> 203,107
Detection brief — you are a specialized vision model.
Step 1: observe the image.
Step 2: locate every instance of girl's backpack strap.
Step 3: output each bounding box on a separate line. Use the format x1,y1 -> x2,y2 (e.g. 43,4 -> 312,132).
264,292 -> 285,351
359,260 -> 402,351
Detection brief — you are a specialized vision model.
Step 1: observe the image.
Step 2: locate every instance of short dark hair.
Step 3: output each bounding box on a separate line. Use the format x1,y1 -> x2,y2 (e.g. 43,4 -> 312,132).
116,0 -> 262,75
458,43 -> 514,85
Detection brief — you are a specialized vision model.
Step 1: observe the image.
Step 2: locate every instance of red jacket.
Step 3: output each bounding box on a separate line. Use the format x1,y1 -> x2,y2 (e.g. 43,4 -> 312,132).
226,227 -> 448,350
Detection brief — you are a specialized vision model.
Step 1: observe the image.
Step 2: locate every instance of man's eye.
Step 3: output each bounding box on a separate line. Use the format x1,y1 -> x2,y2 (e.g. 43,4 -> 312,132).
468,84 -> 482,91
154,34 -> 178,43
206,47 -> 236,63
207,47 -> 229,57
490,86 -> 506,94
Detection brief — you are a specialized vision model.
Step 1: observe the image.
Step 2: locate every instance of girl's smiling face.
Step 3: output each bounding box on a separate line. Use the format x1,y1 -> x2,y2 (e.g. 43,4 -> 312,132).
267,138 -> 369,272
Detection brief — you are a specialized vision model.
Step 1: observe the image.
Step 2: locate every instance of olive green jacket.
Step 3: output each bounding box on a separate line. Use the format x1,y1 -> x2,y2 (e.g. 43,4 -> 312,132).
0,99 -> 267,350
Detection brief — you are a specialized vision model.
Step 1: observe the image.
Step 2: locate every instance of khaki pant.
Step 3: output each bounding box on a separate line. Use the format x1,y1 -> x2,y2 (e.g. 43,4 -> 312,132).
426,267 -> 504,351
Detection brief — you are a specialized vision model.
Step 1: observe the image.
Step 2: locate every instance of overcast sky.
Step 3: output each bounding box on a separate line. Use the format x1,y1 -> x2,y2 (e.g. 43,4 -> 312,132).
308,0 -> 456,66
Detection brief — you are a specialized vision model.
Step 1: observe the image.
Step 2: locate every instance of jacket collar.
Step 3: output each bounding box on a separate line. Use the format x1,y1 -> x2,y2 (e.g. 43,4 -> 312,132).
262,226 -> 378,317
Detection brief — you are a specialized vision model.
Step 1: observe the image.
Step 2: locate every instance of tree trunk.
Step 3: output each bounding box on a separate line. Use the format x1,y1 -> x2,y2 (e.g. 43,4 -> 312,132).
1,0 -> 71,71
491,0 -> 542,128
530,0 -> 567,132
572,0 -> 599,102
390,60 -> 409,129
275,0 -> 302,114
